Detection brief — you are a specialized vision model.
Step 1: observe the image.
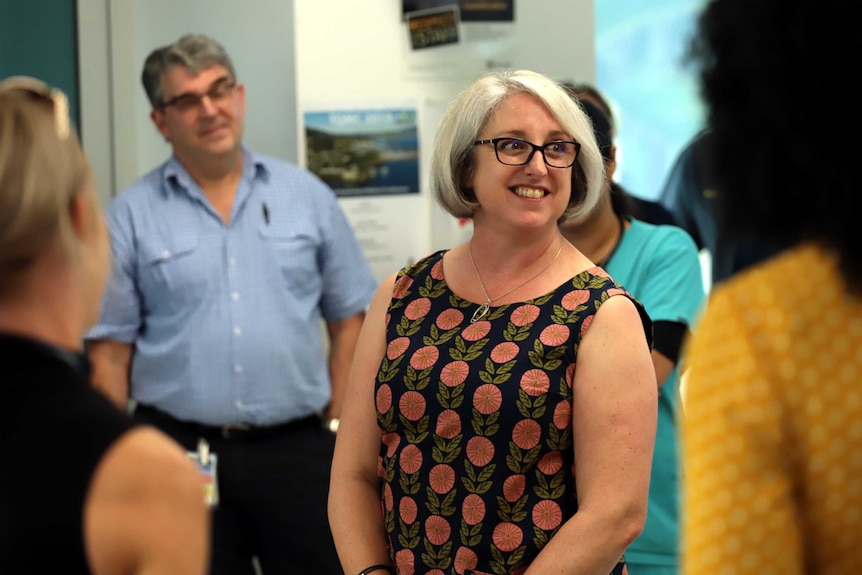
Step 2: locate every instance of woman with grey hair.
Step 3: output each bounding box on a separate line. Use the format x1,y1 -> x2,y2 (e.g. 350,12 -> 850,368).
329,70 -> 657,575
0,77 -> 208,574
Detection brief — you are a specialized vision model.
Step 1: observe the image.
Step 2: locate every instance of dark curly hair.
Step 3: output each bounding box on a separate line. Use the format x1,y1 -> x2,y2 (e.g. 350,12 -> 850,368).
690,0 -> 860,291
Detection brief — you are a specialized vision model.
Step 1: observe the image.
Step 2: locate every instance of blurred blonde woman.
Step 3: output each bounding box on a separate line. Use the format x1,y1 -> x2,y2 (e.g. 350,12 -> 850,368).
0,77 -> 209,574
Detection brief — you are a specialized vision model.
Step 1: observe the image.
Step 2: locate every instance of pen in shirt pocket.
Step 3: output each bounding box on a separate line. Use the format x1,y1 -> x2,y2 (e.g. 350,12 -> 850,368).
262,202 -> 270,225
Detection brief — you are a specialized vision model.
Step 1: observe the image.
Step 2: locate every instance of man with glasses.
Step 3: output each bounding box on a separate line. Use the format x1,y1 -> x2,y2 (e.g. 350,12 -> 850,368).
86,33 -> 376,575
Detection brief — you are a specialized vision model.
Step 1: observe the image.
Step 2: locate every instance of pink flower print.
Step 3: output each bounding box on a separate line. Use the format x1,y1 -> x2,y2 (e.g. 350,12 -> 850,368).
395,549 -> 415,575
565,363 -> 576,388
607,288 -> 626,298
436,308 -> 464,330
561,289 -> 591,311
520,369 -> 550,396
621,565 -> 628,575
553,401 -> 572,429
462,320 -> 490,341
383,482 -> 394,511
387,337 -> 410,360
539,324 -> 570,347
425,515 -> 452,545
428,571 -> 446,575
454,547 -> 478,574
399,390 -> 426,421
537,451 -> 563,475
430,258 -> 445,280
382,432 -> 400,458
591,266 -> 611,279
473,384 -> 502,414
440,360 -> 469,387
466,436 -> 495,467
410,345 -> 439,370
462,493 -> 486,525
512,419 -> 542,450
400,444 -> 423,474
405,297 -> 432,320
532,500 -> 563,530
429,463 -> 455,494
392,275 -> 414,299
400,496 -> 418,524
579,314 -> 594,337
502,474 -> 525,502
510,304 -> 540,327
376,384 -> 393,413
492,522 -> 523,552
435,409 -> 461,439
490,341 -> 519,363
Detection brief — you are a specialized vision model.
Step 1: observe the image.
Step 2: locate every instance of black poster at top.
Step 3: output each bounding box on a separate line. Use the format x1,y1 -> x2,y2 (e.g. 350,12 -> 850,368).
402,0 -> 514,22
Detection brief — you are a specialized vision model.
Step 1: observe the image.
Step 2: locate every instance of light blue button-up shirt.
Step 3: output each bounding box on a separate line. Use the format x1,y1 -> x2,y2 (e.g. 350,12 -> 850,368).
86,148 -> 377,426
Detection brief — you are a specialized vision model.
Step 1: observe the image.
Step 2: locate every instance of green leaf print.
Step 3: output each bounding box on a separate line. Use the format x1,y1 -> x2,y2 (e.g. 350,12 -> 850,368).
431,438 -> 463,465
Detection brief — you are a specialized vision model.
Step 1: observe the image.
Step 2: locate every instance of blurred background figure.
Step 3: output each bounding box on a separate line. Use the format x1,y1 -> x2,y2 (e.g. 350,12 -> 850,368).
563,82 -> 677,227
0,76 -> 208,574
681,0 -> 862,573
560,82 -> 705,575
658,129 -> 785,288
85,34 -> 375,574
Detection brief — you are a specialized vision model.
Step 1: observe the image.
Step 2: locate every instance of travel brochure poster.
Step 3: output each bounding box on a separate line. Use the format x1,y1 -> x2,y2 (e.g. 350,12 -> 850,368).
304,108 -> 419,198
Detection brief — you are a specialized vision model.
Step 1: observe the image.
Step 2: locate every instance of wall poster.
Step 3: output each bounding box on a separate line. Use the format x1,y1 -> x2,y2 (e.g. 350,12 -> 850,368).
407,5 -> 460,50
304,108 -> 419,198
403,0 -> 513,22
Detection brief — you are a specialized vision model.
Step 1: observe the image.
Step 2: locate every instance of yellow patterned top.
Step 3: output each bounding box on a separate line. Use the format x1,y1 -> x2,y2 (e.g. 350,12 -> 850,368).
682,243 -> 862,574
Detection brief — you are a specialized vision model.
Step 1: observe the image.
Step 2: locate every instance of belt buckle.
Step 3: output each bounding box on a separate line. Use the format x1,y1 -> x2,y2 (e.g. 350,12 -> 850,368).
221,422 -> 252,439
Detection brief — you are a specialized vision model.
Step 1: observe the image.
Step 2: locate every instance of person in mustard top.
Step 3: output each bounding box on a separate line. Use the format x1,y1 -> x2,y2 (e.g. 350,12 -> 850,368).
681,0 -> 862,573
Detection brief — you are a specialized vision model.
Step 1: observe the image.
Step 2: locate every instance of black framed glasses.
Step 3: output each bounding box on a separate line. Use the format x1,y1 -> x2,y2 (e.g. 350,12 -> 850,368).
158,77 -> 237,113
473,137 -> 580,168
0,76 -> 70,140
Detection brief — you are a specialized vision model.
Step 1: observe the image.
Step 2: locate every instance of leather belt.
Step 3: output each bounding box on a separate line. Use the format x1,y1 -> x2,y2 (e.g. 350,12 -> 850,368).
134,404 -> 321,440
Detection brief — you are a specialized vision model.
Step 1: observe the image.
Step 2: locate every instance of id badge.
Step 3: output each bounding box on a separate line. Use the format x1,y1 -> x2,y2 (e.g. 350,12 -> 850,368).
187,438 -> 219,507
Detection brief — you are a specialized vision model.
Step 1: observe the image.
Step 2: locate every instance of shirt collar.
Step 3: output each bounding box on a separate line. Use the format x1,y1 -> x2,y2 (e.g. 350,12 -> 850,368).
162,146 -> 270,196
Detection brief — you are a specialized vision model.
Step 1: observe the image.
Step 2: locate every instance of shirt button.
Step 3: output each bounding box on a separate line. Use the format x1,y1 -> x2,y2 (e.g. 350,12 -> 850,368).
235,400 -> 244,408
229,257 -> 236,266
232,292 -> 240,301
234,327 -> 242,336
161,250 -> 171,258
234,365 -> 243,374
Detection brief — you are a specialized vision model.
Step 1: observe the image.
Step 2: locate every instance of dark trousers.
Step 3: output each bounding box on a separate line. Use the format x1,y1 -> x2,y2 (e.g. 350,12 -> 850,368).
134,405 -> 341,575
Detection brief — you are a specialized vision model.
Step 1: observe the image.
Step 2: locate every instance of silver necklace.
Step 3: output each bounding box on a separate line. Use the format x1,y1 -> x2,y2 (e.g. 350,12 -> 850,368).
468,235 -> 564,323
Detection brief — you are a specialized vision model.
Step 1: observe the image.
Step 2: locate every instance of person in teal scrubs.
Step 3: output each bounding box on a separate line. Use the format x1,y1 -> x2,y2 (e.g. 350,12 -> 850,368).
561,84 -> 706,575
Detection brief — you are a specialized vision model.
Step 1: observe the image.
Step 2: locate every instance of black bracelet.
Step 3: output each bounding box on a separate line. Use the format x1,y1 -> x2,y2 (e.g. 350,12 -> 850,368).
357,564 -> 393,575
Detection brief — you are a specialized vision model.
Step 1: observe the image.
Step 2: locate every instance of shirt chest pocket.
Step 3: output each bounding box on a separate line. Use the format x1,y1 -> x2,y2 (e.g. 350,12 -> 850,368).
138,233 -> 207,307
259,224 -> 320,296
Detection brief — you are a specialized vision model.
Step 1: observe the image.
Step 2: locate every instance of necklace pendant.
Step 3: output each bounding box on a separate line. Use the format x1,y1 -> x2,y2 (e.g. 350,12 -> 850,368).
471,302 -> 490,323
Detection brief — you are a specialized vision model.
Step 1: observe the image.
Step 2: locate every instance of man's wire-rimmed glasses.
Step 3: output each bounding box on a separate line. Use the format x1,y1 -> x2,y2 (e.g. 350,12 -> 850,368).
158,77 -> 237,113
473,137 -> 580,168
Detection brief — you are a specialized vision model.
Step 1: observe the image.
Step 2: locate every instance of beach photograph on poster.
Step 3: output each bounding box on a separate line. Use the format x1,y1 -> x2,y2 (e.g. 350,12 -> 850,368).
304,108 -> 420,197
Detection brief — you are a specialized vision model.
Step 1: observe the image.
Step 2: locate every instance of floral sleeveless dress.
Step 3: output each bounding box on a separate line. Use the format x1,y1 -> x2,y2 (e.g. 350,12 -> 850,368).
376,251 -> 651,575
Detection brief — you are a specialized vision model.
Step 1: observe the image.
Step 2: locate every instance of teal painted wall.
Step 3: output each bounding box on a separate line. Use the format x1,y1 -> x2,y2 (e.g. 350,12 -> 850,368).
0,0 -> 80,129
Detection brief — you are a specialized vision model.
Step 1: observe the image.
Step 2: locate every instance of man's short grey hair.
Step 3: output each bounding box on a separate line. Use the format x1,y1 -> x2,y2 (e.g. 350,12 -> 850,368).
430,69 -> 604,221
141,33 -> 237,109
